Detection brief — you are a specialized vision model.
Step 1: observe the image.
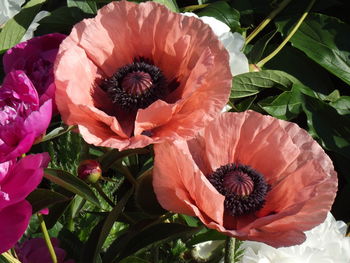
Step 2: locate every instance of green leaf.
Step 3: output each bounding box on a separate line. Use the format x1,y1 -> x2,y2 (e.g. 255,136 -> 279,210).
259,85 -> 304,120
58,228 -> 84,262
247,30 -> 277,63
233,95 -> 257,112
117,223 -> 201,261
0,255 -> 9,263
265,46 -> 333,100
67,0 -> 97,14
119,257 -> 150,263
81,188 -> 133,263
0,0 -> 46,53
302,95 -> 350,159
180,214 -> 200,227
99,148 -> 149,171
152,0 -> 179,12
37,6 -> 87,34
231,70 -> 298,98
276,13 -> 350,85
188,229 -> 226,246
198,1 -> 240,32
324,90 -> 340,102
330,96 -> 350,115
40,125 -> 76,143
26,188 -> 69,214
44,168 -> 100,207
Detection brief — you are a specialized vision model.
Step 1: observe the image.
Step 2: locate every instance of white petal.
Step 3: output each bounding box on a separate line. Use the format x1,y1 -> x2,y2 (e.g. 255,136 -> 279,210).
0,0 -> 25,26
192,240 -> 223,260
219,32 -> 249,76
182,12 -> 230,37
239,213 -> 350,263
198,16 -> 230,37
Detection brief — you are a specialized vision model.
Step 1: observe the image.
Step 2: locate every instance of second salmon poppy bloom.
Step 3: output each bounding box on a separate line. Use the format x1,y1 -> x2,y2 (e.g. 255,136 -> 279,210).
54,0 -> 231,150
153,111 -> 337,248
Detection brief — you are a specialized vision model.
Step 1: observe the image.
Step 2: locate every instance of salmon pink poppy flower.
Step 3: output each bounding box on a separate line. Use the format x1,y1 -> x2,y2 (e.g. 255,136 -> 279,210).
0,153 -> 50,254
153,111 -> 337,248
54,0 -> 231,150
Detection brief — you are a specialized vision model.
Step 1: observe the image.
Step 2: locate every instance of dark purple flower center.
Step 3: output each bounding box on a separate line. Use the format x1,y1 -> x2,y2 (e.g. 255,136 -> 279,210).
101,57 -> 174,111
208,163 -> 270,216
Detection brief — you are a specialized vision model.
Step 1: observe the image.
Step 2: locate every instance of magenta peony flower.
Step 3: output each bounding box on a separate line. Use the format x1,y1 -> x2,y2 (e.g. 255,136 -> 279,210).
0,71 -> 52,162
16,238 -> 75,263
0,153 -> 50,254
3,33 -> 66,113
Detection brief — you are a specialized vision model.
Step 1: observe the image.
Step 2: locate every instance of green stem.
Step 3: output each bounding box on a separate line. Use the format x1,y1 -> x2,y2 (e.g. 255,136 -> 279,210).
181,4 -> 209,12
256,0 -> 316,68
37,214 -> 57,263
224,237 -> 236,263
245,0 -> 293,44
1,252 -> 21,263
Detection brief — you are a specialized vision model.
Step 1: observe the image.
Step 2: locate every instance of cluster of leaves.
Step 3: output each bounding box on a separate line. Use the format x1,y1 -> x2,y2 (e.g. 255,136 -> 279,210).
0,0 -> 349,262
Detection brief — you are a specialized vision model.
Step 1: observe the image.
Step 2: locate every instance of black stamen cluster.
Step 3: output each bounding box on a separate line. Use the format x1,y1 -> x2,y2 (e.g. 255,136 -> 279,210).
101,57 -> 167,111
208,163 -> 270,216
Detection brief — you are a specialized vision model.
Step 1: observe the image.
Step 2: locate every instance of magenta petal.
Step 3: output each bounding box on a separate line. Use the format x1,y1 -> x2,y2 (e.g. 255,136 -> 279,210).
3,33 -> 67,74
0,132 -> 36,163
2,70 -> 39,107
27,246 -> 67,263
0,200 -> 32,254
0,153 -> 50,210
24,99 -> 52,137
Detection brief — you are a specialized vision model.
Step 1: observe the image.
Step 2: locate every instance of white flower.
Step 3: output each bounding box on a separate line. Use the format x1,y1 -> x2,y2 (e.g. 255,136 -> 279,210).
0,0 -> 25,26
192,240 -> 224,261
183,12 -> 249,76
239,213 -> 350,263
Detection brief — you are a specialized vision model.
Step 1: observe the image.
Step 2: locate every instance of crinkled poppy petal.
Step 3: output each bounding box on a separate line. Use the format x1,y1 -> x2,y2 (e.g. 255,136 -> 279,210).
154,141 -> 225,225
55,0 -> 231,149
134,100 -> 179,136
55,38 -> 132,143
153,142 -> 197,216
232,112 -> 301,183
0,200 -> 32,254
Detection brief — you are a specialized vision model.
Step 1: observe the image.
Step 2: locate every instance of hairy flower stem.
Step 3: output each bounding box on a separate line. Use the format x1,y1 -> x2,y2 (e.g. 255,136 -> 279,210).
37,214 -> 57,263
246,0 -> 293,44
256,0 -> 316,68
224,237 -> 236,263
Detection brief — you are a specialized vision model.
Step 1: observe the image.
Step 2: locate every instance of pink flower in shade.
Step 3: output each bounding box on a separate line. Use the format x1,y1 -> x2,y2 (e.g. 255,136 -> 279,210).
16,238 -> 75,263
3,33 -> 66,113
54,0 -> 231,150
153,111 -> 337,248
0,153 -> 50,254
0,71 -> 52,162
